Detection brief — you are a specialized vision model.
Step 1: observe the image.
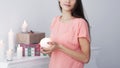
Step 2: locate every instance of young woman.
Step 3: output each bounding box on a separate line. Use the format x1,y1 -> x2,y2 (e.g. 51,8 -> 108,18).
41,0 -> 91,68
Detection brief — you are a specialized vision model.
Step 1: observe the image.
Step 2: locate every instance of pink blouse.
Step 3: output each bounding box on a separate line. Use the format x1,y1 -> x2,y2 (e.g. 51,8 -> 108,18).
49,16 -> 90,68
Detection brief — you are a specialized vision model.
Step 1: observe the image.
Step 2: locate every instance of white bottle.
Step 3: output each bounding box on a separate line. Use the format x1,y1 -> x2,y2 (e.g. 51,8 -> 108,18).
17,44 -> 23,58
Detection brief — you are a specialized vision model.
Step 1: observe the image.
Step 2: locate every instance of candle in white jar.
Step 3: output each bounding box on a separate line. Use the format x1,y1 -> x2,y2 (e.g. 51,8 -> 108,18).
21,20 -> 28,33
6,49 -> 13,61
8,29 -> 15,51
0,40 -> 5,59
40,38 -> 52,48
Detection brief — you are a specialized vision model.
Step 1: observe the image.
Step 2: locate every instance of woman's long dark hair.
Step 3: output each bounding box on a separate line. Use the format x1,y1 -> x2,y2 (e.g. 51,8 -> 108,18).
59,0 -> 85,18
59,0 -> 90,37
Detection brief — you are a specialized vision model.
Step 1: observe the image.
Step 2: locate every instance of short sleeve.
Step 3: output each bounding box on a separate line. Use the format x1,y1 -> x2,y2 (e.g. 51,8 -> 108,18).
77,18 -> 90,42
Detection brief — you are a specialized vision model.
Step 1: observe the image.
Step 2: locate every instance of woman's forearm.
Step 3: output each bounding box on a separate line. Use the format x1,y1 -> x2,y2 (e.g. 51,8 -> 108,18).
58,45 -> 90,63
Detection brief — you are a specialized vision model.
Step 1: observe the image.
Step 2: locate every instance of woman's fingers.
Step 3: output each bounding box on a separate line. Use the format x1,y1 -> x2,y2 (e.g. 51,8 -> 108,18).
42,50 -> 51,54
43,47 -> 51,51
48,41 -> 58,45
40,42 -> 59,54
40,48 -> 51,54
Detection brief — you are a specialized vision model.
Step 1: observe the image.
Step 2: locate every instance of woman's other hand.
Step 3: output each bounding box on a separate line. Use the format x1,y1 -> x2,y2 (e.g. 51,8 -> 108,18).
40,42 -> 59,54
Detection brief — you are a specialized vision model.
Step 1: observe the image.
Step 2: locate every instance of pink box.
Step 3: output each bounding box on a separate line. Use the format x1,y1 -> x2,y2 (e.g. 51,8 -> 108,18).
20,44 -> 40,56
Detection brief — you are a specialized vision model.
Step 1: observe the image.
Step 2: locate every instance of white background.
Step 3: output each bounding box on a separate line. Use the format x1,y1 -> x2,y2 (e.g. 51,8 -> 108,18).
0,0 -> 120,68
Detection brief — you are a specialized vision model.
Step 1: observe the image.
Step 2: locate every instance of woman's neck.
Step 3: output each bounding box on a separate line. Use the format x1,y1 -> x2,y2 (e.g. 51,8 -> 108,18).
62,11 -> 73,20
60,11 -> 75,23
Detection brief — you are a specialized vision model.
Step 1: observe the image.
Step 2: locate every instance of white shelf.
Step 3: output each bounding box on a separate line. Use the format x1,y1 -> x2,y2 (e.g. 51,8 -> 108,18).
0,56 -> 50,68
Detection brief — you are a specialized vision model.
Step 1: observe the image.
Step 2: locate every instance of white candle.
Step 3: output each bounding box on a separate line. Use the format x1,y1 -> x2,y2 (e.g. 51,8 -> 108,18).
21,20 -> 28,33
0,40 -> 5,59
6,49 -> 13,61
8,29 -> 15,52
17,44 -> 23,58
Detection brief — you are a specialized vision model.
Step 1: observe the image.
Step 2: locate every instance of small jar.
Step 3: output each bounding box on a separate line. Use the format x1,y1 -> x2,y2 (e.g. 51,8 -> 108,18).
6,49 -> 13,61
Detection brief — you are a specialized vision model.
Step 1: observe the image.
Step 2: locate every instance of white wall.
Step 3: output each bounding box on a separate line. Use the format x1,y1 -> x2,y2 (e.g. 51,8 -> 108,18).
83,0 -> 120,68
0,0 -> 59,48
0,0 -> 120,68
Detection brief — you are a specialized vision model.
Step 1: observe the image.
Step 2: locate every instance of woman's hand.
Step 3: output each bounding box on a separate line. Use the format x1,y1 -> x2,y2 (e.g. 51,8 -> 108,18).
40,42 -> 59,54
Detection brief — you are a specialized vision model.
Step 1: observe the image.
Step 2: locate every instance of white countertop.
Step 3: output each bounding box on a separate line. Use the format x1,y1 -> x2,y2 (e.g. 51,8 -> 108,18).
0,56 -> 50,68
